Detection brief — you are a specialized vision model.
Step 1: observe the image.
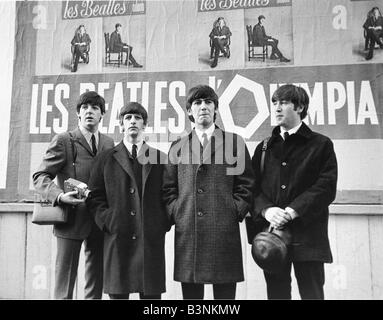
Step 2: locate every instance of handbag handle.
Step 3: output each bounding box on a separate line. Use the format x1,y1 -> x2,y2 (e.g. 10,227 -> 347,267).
68,132 -> 77,179
260,137 -> 270,175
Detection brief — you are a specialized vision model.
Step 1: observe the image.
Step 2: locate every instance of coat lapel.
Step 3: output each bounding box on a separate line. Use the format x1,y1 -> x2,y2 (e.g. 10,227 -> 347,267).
98,132 -> 113,153
72,128 -> 94,157
202,126 -> 224,163
189,130 -> 202,163
113,142 -> 135,180
140,142 -> 153,189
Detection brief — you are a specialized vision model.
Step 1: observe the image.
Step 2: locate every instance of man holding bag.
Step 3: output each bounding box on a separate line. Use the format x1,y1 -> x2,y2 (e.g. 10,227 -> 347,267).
32,91 -> 114,299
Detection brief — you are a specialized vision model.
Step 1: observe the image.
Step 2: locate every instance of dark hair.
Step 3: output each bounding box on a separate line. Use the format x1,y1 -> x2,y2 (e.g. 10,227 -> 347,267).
74,24 -> 86,37
271,84 -> 309,120
76,91 -> 106,114
119,102 -> 148,125
213,17 -> 226,28
115,23 -> 122,29
186,85 -> 219,123
258,15 -> 265,22
370,7 -> 382,17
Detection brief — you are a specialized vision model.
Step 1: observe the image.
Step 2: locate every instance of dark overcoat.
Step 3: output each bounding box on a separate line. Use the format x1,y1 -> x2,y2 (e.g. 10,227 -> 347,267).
163,127 -> 254,284
32,128 -> 114,240
87,142 -> 170,295
252,123 -> 338,262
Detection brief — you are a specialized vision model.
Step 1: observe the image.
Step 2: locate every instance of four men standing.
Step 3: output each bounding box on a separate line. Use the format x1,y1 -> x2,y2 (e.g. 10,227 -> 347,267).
33,84 -> 337,300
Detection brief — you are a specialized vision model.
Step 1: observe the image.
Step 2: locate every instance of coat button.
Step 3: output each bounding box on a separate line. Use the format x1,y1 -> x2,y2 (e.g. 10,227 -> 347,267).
197,211 -> 204,217
197,188 -> 204,194
132,235 -> 137,240
130,211 -> 136,216
129,188 -> 135,194
282,162 -> 287,166
281,185 -> 286,190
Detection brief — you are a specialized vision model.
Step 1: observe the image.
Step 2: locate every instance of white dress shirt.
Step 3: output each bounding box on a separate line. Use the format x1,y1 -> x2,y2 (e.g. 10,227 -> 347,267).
280,122 -> 302,140
79,126 -> 99,150
194,124 -> 215,145
123,139 -> 144,157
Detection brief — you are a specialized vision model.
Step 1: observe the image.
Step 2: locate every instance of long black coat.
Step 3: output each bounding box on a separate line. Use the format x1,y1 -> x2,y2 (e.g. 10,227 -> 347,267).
163,127 -> 254,284
87,142 -> 170,295
252,123 -> 337,262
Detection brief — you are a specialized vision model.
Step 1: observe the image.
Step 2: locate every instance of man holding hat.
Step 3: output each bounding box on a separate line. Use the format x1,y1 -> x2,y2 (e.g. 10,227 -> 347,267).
87,102 -> 170,299
251,84 -> 337,299
33,91 -> 115,299
253,15 -> 290,63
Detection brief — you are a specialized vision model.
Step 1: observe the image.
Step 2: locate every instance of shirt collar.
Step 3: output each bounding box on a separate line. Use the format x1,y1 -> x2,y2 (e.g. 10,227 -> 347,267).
79,126 -> 99,146
280,122 -> 302,140
194,124 -> 215,144
123,139 -> 144,156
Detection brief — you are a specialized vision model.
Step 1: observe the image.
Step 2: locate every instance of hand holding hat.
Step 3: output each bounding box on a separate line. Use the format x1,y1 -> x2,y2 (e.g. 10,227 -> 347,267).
264,207 -> 292,229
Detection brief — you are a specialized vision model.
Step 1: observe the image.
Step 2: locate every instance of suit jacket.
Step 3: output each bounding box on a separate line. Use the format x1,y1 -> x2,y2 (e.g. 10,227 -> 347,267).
209,25 -> 232,42
86,142 -> 170,295
109,30 -> 125,52
163,127 -> 254,284
363,16 -> 383,30
253,23 -> 270,45
251,123 -> 337,262
71,33 -> 91,54
32,128 -> 114,240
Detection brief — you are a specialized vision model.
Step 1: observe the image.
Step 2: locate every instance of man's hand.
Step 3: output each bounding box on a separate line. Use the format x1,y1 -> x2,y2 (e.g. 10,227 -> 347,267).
264,207 -> 292,229
59,190 -> 85,206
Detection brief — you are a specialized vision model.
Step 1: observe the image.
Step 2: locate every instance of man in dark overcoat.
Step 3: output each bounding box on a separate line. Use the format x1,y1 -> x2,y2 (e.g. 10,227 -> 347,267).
251,84 -> 338,299
33,91 -> 115,299
163,85 -> 254,299
87,102 -> 170,299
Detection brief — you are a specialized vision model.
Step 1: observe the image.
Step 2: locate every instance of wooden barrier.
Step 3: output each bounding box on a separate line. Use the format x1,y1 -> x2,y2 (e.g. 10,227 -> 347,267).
0,203 -> 382,299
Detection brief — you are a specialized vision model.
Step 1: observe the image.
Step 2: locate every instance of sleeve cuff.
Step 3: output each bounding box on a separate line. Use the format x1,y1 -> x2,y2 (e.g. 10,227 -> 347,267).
55,192 -> 64,206
285,207 -> 299,220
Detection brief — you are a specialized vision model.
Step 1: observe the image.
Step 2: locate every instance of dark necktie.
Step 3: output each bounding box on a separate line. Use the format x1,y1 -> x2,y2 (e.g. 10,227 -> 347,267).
283,131 -> 289,141
132,144 -> 137,159
91,134 -> 97,155
202,133 -> 208,150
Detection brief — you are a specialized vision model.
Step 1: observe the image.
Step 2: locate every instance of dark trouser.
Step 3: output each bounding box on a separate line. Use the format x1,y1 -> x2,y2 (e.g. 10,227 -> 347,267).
121,45 -> 139,65
54,226 -> 103,299
109,293 -> 161,300
366,29 -> 383,58
73,45 -> 88,71
212,38 -> 229,62
181,283 -> 237,300
264,38 -> 283,58
264,261 -> 325,300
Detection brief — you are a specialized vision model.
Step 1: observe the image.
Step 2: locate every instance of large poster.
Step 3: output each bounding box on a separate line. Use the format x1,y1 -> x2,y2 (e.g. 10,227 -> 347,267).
3,0 -> 383,202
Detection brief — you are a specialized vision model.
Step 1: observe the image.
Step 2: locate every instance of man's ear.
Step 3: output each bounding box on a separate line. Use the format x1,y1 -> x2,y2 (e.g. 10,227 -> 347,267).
296,105 -> 304,115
